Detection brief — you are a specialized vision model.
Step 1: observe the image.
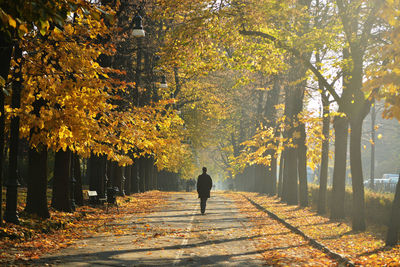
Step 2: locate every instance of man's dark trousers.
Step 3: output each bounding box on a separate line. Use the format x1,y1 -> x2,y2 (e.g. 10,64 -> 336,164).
200,197 -> 207,214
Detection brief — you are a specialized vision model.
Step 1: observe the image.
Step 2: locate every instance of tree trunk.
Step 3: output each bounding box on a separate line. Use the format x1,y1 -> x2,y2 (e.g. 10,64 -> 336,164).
281,151 -> 289,202
25,146 -> 50,218
131,163 -> 139,193
105,159 -> 112,190
25,89 -> 49,218
142,158 -> 150,191
264,77 -> 280,196
286,148 -> 298,205
0,85 -> 3,225
154,168 -> 158,190
318,101 -> 330,214
386,176 -> 400,246
266,154 -> 277,196
255,164 -> 267,193
4,44 -> 23,224
298,122 -> 308,207
73,154 -> 83,206
349,118 -> 366,231
70,152 -> 76,211
110,161 -> 116,187
248,165 -> 256,192
139,158 -> 146,192
0,34 -> 12,225
113,163 -> 124,196
88,155 -> 99,191
148,158 -> 154,191
125,165 -> 131,195
331,47 -> 351,220
330,116 -> 348,220
52,149 -> 72,212
88,155 -> 107,198
339,29 -> 370,232
144,158 -> 152,191
278,151 -> 284,198
87,155 -> 94,189
281,68 -> 301,205
270,157 -> 277,196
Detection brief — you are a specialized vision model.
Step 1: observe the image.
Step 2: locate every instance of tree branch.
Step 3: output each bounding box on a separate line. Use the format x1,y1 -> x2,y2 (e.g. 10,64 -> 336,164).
359,1 -> 383,50
239,30 -> 343,106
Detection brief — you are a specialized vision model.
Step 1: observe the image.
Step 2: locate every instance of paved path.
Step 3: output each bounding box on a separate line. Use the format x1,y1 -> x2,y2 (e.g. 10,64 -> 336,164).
36,192 -> 266,266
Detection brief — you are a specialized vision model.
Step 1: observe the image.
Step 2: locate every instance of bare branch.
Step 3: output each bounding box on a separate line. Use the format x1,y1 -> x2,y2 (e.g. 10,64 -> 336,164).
239,30 -> 343,106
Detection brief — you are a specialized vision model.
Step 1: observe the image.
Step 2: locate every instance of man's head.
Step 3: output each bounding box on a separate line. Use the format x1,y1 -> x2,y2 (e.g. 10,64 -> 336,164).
202,167 -> 207,173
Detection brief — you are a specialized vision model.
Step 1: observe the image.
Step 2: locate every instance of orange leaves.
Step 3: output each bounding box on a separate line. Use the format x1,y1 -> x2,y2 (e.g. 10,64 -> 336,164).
228,192 -> 336,266
0,190 -> 168,265
235,192 -> 400,266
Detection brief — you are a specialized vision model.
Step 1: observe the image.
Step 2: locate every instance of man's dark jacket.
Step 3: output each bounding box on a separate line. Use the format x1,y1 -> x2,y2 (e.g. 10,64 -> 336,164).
197,173 -> 212,198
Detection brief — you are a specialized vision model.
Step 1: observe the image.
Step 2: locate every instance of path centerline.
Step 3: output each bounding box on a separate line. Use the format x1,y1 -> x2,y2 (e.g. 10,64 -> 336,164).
173,196 -> 197,265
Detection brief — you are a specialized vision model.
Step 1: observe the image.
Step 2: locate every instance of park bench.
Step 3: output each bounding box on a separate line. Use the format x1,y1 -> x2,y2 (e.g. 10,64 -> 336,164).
84,189 -> 118,213
87,190 -> 98,204
86,190 -> 107,205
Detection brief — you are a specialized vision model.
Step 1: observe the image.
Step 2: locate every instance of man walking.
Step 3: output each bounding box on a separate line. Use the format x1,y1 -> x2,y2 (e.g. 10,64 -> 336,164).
197,167 -> 212,215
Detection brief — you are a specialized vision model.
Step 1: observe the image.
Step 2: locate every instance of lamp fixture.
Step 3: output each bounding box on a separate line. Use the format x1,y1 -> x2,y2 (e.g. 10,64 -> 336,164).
132,14 -> 145,37
160,75 -> 168,88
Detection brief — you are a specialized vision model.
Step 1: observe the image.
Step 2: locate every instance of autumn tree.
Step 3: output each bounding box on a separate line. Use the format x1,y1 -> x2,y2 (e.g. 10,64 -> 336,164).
230,0 -> 386,231
0,0 -> 94,223
363,0 -> 400,245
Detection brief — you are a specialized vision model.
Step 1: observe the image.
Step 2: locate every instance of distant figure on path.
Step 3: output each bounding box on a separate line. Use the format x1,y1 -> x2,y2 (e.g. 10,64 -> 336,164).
197,167 -> 212,214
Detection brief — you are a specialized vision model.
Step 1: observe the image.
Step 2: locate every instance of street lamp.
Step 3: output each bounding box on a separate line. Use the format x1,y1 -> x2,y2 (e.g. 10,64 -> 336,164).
160,74 -> 168,88
132,10 -> 146,193
132,14 -> 145,37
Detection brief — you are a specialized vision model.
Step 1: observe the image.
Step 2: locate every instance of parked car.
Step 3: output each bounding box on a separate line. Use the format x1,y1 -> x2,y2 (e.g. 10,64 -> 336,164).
373,178 -> 391,192
382,174 -> 399,183
364,179 -> 381,188
372,174 -> 399,192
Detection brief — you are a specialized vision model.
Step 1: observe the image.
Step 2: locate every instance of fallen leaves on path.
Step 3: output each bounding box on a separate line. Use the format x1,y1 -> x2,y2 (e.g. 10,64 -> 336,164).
226,192 -> 336,266
0,190 -> 168,265
229,192 -> 400,266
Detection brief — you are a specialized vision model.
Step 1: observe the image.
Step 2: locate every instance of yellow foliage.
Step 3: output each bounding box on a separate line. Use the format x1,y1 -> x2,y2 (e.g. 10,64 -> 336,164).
7,2 -> 189,169
365,0 -> 400,122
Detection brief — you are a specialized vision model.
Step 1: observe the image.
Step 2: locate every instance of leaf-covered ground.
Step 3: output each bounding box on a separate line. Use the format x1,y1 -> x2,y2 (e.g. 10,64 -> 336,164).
229,192 -> 400,266
0,190 -> 168,265
33,192 -> 267,266
3,190 -> 400,266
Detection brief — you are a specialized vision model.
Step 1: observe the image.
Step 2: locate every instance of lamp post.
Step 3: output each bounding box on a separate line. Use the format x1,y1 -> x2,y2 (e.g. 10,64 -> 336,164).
132,11 -> 146,192
370,102 -> 376,190
131,9 -> 169,192
134,12 -> 145,106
